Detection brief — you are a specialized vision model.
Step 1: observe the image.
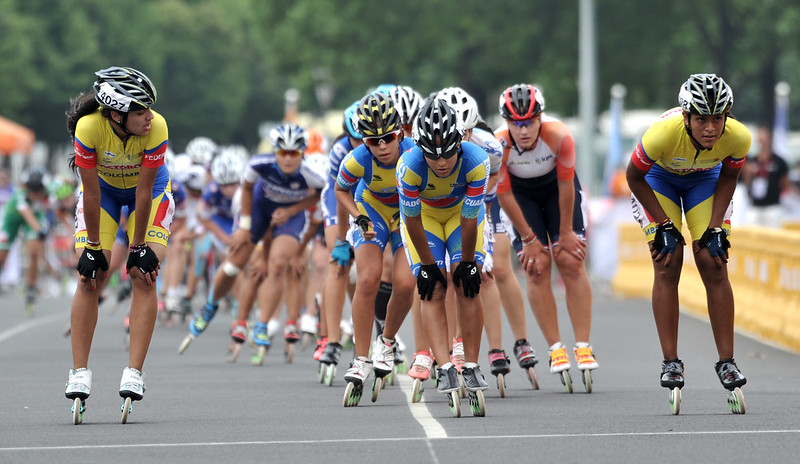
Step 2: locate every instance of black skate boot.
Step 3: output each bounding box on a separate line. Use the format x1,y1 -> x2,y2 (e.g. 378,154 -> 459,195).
660,358 -> 685,389
715,358 -> 746,390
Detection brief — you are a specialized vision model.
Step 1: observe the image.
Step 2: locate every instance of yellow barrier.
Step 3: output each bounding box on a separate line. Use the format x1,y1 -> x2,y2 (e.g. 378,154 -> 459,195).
612,223 -> 800,353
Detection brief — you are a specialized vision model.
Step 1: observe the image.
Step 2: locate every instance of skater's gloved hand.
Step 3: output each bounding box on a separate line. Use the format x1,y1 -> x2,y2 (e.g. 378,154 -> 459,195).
331,238 -> 352,267
354,214 -> 372,236
416,263 -> 446,301
37,227 -> 49,241
652,219 -> 685,265
127,244 -> 160,285
76,244 -> 108,289
452,260 -> 481,298
695,227 -> 730,269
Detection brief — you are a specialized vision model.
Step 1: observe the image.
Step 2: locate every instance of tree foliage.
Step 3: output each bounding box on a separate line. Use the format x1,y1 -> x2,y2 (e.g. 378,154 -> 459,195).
1,0 -> 799,152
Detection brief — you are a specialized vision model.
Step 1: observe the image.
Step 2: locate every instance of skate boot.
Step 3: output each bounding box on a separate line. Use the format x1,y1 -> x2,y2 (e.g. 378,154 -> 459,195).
393,335 -> 407,375
487,349 -> 511,398
371,335 -> 396,379
251,321 -> 271,366
25,285 -> 36,316
319,341 -> 341,386
462,363 -> 488,417
313,337 -> 328,362
164,294 -> 181,328
437,363 -> 462,417
228,320 -> 248,363
65,368 -> 92,424
573,344 -> 598,393
299,312 -> 317,350
513,339 -> 540,390
179,296 -> 192,324
450,337 -> 467,398
716,358 -> 746,414
548,344 -> 573,393
283,321 -> 300,363
343,357 -> 373,407
408,350 -> 432,403
178,302 -> 218,354
660,358 -> 684,415
119,366 -> 145,424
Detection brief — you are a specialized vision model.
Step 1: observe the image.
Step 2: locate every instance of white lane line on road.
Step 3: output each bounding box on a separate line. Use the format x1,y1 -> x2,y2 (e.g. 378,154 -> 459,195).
0,312 -> 64,344
2,429 -> 800,452
398,373 -> 447,439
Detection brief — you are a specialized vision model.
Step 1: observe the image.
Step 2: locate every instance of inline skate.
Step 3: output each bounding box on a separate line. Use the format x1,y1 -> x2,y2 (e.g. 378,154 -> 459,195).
513,338 -> 539,390
573,344 -> 598,393
65,368 -> 91,424
487,349 -> 511,398
660,358 -> 684,415
716,358 -> 746,414
343,357 -> 372,407
119,367 -> 145,424
549,344 -> 573,393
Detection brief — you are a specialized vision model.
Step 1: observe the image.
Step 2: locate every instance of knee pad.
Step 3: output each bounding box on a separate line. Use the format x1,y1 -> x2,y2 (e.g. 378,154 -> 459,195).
222,261 -> 241,277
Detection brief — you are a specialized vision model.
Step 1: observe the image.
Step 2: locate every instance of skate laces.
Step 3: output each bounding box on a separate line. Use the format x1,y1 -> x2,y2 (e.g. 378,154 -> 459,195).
450,338 -> 465,370
662,359 -> 684,377
462,365 -> 489,390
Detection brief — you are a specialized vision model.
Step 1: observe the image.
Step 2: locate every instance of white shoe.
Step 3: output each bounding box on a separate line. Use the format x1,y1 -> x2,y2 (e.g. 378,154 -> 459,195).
371,336 -> 396,375
119,367 -> 146,401
344,357 -> 373,385
65,368 -> 92,399
300,313 -> 317,335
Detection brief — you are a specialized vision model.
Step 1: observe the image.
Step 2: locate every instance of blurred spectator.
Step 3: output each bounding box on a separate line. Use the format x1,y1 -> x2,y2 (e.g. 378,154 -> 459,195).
742,126 -> 790,227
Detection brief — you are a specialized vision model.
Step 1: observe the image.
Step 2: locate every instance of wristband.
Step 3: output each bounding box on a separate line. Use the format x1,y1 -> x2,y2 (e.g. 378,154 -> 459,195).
521,232 -> 536,246
239,215 -> 252,231
86,240 -> 102,251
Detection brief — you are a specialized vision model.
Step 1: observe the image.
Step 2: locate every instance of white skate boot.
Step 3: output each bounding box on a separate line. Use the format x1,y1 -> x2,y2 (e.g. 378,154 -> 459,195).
65,368 -> 92,424
119,366 -> 146,424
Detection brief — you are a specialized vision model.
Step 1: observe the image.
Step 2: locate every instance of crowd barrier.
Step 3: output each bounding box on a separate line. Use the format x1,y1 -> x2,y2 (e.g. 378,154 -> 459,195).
612,223 -> 800,353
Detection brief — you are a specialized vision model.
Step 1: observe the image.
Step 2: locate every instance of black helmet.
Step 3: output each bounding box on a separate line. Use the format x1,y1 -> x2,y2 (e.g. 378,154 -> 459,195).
678,74 -> 733,115
413,99 -> 464,160
355,92 -> 401,137
93,66 -> 157,112
24,168 -> 47,193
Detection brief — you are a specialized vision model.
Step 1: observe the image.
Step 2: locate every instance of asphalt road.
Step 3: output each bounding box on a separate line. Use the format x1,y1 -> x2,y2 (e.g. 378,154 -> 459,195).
1,279 -> 798,464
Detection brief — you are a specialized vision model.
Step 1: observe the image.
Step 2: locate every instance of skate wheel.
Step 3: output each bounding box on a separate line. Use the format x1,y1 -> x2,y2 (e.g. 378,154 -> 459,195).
526,367 -> 540,390
412,378 -> 424,403
560,370 -> 573,393
469,389 -> 486,417
670,387 -> 681,415
178,334 -> 194,355
284,343 -> 295,364
582,369 -> 593,394
497,373 -> 506,398
252,346 -> 267,366
371,376 -> 384,403
447,390 -> 461,418
120,397 -> 132,424
72,398 -> 84,425
728,387 -> 746,414
324,364 -> 336,387
343,382 -> 362,407
227,343 -> 242,363
317,363 -> 325,383
458,373 -> 466,399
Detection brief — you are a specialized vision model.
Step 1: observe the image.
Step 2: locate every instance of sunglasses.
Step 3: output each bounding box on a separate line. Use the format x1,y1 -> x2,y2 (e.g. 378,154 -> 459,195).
510,118 -> 538,128
364,131 -> 401,147
276,149 -> 302,158
423,143 -> 461,161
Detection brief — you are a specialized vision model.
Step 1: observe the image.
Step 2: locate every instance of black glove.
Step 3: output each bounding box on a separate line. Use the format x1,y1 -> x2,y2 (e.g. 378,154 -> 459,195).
698,227 -> 730,257
76,247 -> 109,280
653,220 -> 685,255
354,214 -> 371,235
126,244 -> 160,275
452,260 -> 481,298
417,263 -> 446,301
37,228 -> 48,241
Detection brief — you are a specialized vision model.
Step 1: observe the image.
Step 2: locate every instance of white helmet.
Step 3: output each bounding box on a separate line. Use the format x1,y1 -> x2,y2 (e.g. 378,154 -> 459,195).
211,148 -> 245,185
270,123 -> 307,152
184,165 -> 207,193
389,85 -> 424,126
185,136 -> 217,166
164,147 -> 176,178
172,154 -> 192,182
304,153 -> 330,181
436,87 -> 479,130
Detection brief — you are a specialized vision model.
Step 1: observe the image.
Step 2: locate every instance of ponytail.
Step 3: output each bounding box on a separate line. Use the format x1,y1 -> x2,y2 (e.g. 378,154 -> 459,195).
66,92 -> 100,172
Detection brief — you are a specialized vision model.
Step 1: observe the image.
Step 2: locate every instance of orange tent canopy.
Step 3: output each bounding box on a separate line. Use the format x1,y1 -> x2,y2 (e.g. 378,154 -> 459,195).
0,115 -> 35,155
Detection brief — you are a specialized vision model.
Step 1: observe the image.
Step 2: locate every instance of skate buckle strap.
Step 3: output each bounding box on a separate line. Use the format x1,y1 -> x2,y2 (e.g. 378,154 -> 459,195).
550,347 -> 569,367
488,351 -> 507,363
574,347 -> 596,365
